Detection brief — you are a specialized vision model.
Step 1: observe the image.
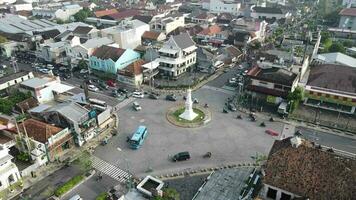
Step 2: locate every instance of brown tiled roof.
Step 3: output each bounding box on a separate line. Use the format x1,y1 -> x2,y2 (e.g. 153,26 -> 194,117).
94,9 -> 118,17
105,9 -> 141,20
307,64 -> 356,93
118,59 -> 144,77
339,8 -> 356,17
92,45 -> 125,61
15,97 -> 39,112
0,134 -> 12,145
194,12 -> 215,20
198,25 -> 221,36
264,138 -> 356,200
226,46 -> 242,58
248,65 -> 298,86
142,31 -> 161,40
73,26 -> 93,35
10,119 -> 63,144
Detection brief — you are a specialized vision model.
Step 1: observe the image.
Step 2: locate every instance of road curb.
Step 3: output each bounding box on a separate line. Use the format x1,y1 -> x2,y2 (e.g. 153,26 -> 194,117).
57,170 -> 96,199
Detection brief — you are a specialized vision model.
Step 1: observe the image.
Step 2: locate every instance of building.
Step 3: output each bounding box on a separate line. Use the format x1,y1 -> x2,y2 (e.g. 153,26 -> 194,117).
191,12 -> 216,24
157,32 -> 197,78
304,64 -> 356,114
338,8 -> 356,31
196,47 -> 224,73
9,119 -> 73,162
202,0 -> 241,15
342,0 -> 356,7
89,45 -> 141,74
230,18 -> 268,45
246,65 -> 299,100
262,136 -> 356,200
101,19 -> 150,49
196,24 -> 227,46
71,26 -> 99,40
141,31 -> 166,43
32,3 -> 82,21
19,76 -> 74,103
101,9 -> 141,21
94,8 -> 118,18
251,6 -> 291,22
0,145 -> 21,191
314,52 -> 356,68
117,59 -> 145,87
66,37 -> 114,65
216,13 -> 234,24
150,13 -> 185,35
0,71 -> 34,96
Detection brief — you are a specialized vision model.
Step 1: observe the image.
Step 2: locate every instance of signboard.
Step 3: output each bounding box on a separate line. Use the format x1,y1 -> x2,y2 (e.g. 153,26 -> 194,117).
97,108 -> 111,125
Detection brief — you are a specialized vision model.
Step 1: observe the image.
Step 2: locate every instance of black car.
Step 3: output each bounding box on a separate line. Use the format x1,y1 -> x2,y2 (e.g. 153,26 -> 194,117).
148,93 -> 159,99
166,94 -> 177,101
172,151 -> 190,162
117,88 -> 128,94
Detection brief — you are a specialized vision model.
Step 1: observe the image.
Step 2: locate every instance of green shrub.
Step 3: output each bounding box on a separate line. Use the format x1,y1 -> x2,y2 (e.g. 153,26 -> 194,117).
17,152 -> 31,162
96,192 -> 108,200
54,175 -> 84,197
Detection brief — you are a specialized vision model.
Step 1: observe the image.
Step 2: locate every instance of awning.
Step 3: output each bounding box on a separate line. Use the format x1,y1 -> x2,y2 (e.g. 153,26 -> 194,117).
52,83 -> 74,94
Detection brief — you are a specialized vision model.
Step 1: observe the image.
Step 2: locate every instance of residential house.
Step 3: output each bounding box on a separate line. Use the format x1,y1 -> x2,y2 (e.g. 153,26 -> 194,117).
196,47 -> 222,73
304,64 -> 356,114
219,45 -> 243,64
66,37 -> 114,65
216,13 -> 234,24
150,13 -> 185,35
246,65 -> 299,101
15,97 -> 39,114
262,136 -> 356,200
94,9 -> 118,18
132,15 -> 154,24
314,52 -> 356,68
0,145 -> 21,191
329,8 -> 356,38
230,18 -> 268,46
251,6 -> 291,22
89,45 -> 141,74
142,31 -> 166,45
0,71 -> 34,96
157,32 -> 197,78
101,9 -> 141,21
101,19 -> 150,49
117,59 -> 145,88
32,3 -> 82,21
196,24 -> 226,46
202,0 -> 241,15
191,12 -> 216,24
9,119 -> 73,162
142,60 -> 160,84
19,76 -> 74,103
72,26 -> 99,40
77,1 -> 97,11
9,2 -> 33,12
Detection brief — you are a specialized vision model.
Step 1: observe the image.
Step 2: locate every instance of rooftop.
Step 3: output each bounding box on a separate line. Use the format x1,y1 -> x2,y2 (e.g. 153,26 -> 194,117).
248,65 -> 298,86
252,6 -> 283,14
94,9 -> 118,18
118,59 -> 144,77
20,76 -> 57,88
316,52 -> 356,68
307,64 -> 356,94
339,8 -> 356,17
91,45 -> 126,61
0,71 -> 31,85
172,32 -> 196,50
101,19 -> 147,33
72,26 -> 94,35
9,118 -> 63,143
198,24 -> 221,36
264,137 -> 356,200
81,37 -> 113,49
194,168 -> 254,200
48,102 -> 89,123
142,31 -> 162,40
105,9 -> 141,20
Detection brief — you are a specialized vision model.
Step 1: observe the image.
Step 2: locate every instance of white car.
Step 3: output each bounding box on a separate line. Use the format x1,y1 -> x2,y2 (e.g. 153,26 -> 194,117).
88,85 -> 99,92
47,64 -> 54,70
39,68 -> 50,74
80,69 -> 89,74
229,78 -> 237,84
132,91 -> 144,98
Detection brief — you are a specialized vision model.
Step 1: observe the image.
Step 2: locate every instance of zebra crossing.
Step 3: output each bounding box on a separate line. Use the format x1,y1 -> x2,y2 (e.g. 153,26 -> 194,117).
91,156 -> 131,183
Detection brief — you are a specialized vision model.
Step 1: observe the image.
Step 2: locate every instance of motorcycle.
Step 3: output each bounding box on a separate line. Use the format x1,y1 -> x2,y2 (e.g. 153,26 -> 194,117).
204,103 -> 209,108
236,115 -> 242,119
203,152 -> 212,158
260,122 -> 266,127
269,117 -> 274,122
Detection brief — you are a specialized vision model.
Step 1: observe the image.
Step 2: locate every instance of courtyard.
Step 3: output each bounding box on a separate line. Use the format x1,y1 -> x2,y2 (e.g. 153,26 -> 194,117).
94,86 -> 284,177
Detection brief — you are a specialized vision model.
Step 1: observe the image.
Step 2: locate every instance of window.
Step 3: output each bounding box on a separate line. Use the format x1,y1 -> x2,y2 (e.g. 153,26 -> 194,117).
266,187 -> 277,199
21,77 -> 24,81
275,84 -> 283,89
259,81 -> 268,85
343,97 -> 347,101
325,94 -> 330,98
280,192 -> 292,200
14,80 -> 17,84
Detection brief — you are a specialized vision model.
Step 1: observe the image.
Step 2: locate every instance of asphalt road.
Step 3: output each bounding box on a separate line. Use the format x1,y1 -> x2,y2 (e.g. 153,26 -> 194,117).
296,126 -> 356,154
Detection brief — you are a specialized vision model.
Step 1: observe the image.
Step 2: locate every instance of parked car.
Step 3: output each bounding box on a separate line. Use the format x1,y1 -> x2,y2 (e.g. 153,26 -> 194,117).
47,64 -> 54,70
88,85 -> 99,92
132,91 -> 144,98
229,78 -> 237,84
166,94 -> 177,101
148,93 -> 159,99
265,129 -> 279,136
228,103 -> 237,111
172,151 -> 191,162
39,68 -> 50,74
99,82 -> 109,90
117,88 -> 128,94
80,69 -> 88,74
107,80 -> 116,87
69,194 -> 82,200
132,101 -> 142,111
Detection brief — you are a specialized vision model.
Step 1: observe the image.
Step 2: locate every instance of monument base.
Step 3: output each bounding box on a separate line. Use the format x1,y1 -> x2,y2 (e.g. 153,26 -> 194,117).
179,110 -> 198,121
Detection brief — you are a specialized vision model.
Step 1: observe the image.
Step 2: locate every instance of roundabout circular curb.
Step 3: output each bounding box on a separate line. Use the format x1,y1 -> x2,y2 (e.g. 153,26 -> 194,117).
166,104 -> 212,128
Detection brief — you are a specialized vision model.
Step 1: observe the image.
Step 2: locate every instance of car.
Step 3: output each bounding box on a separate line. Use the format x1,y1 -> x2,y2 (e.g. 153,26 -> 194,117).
107,80 -> 116,87
39,68 -> 50,74
88,84 -> 99,92
265,129 -> 279,137
238,64 -> 244,69
47,64 -> 54,70
172,151 -> 190,162
68,194 -> 82,200
229,78 -> 237,84
228,103 -> 237,111
80,69 -> 88,74
148,93 -> 159,99
166,94 -> 177,101
99,82 -> 109,90
117,88 -> 128,94
132,91 -> 144,98
64,73 -> 71,79
132,101 -> 142,111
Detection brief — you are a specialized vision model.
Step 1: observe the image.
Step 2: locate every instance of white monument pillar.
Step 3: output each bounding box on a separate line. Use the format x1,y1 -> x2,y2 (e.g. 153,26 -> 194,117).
179,89 -> 198,121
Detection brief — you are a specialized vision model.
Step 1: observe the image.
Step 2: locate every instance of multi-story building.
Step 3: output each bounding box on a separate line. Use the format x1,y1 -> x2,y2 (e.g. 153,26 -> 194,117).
0,71 -> 34,96
32,3 -> 82,21
251,6 -> 291,22
304,64 -> 356,114
117,59 -> 145,88
329,8 -> 356,38
101,19 -> 150,49
89,45 -> 141,74
202,0 -> 241,15
230,18 -> 268,45
150,13 -> 185,35
0,145 -> 21,191
157,33 -> 197,78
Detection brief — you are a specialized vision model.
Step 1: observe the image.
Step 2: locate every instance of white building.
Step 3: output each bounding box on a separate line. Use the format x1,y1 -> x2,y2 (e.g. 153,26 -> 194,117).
158,32 -> 197,78
101,19 -> 149,49
202,0 -> 241,15
251,6 -> 291,21
66,37 -> 114,65
19,76 -> 74,103
0,145 -> 21,191
32,3 -> 82,21
9,3 -> 33,12
342,0 -> 356,7
0,71 -> 34,94
314,52 -> 356,68
150,13 -> 185,35
338,8 -> 356,31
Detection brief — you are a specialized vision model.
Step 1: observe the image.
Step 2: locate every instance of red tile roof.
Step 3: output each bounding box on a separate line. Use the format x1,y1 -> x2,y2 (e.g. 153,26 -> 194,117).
106,9 -> 141,20
198,25 -> 222,36
339,8 -> 356,16
264,138 -> 356,200
94,9 -> 118,18
92,45 -> 126,61
9,119 -> 63,144
118,59 -> 145,77
142,31 -> 161,40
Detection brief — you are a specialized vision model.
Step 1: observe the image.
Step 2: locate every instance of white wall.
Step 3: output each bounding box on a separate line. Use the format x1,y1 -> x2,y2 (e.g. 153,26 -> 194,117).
0,72 -> 34,91
207,0 -> 241,15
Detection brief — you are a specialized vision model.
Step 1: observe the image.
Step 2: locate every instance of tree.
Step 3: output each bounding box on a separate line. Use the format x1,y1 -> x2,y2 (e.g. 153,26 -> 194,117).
78,59 -> 88,69
73,8 -> 93,22
0,35 -> 7,44
154,188 -> 180,200
75,151 -> 92,173
329,42 -> 346,53
0,99 -> 13,114
287,87 -> 304,113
